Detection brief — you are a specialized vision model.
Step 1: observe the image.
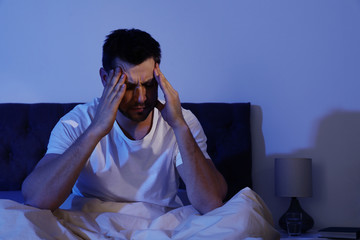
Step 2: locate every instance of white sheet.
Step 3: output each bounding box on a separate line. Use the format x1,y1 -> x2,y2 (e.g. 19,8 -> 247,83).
0,188 -> 280,240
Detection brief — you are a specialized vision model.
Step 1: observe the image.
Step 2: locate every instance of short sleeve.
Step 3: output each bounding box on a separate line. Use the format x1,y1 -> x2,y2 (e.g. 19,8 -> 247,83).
46,119 -> 83,154
46,102 -> 95,154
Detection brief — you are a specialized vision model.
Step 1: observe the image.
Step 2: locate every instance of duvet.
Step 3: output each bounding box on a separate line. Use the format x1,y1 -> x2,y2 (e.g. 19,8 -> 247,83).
0,188 -> 279,240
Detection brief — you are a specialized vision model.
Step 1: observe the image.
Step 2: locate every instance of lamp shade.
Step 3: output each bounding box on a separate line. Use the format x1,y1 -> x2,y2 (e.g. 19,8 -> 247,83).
275,158 -> 312,198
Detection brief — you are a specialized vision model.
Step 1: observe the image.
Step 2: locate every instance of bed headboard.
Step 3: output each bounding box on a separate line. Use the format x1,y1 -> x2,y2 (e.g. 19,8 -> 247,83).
0,102 -> 252,201
182,103 -> 252,201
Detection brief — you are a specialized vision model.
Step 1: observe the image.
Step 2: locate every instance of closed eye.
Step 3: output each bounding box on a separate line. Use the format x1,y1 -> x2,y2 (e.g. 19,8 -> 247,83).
125,82 -> 137,90
143,78 -> 157,88
125,78 -> 157,90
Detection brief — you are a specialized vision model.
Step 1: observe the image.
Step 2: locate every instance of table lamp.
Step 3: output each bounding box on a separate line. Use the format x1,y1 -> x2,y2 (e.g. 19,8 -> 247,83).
275,158 -> 314,232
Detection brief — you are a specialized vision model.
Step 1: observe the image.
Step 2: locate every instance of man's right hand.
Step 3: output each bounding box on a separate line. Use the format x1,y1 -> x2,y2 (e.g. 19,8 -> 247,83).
22,68 -> 127,210
91,67 -> 127,137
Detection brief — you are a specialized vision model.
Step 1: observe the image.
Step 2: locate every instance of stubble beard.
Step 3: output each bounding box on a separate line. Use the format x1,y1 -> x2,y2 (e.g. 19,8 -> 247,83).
118,102 -> 156,123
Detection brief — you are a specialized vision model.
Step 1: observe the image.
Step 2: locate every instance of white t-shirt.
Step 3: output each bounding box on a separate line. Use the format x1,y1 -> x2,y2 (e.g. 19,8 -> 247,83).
47,98 -> 209,208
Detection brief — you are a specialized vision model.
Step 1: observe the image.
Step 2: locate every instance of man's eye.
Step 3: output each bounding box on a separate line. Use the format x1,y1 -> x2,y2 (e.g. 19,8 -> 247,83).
144,79 -> 157,88
125,83 -> 136,90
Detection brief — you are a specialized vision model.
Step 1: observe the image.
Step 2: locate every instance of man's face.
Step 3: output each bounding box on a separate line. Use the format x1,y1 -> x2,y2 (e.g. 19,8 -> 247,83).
112,57 -> 158,122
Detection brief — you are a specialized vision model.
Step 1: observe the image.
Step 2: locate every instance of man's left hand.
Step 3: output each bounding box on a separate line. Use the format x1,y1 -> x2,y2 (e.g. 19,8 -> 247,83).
154,63 -> 186,129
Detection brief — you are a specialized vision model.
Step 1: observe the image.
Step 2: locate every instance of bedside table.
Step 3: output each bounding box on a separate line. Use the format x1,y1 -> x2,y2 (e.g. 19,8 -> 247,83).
279,229 -> 327,239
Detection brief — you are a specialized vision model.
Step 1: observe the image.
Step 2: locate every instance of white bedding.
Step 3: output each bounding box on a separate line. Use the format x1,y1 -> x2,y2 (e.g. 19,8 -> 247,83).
0,188 -> 280,240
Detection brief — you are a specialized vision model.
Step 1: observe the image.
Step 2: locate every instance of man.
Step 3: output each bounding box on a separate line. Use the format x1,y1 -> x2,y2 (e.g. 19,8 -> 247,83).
22,29 -> 227,214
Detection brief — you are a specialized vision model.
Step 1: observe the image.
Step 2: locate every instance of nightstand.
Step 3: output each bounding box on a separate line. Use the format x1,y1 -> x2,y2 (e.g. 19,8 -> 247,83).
279,229 -> 328,239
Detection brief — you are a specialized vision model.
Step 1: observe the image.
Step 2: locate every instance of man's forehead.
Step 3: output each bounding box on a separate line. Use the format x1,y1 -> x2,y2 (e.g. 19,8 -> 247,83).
125,71 -> 154,84
112,58 -> 155,83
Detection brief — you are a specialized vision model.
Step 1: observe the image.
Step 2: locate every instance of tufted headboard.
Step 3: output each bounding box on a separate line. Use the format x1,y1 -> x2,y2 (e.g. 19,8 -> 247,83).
0,102 -> 252,201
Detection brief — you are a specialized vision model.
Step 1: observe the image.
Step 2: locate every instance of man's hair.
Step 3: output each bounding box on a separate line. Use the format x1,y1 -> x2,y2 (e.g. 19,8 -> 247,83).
102,29 -> 161,72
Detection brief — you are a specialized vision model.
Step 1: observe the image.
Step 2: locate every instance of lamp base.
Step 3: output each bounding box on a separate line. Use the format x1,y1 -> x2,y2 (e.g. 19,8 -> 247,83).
279,197 -> 314,232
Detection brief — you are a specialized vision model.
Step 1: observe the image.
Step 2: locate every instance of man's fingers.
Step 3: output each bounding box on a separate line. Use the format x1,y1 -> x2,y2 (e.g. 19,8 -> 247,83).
112,84 -> 126,105
112,74 -> 125,94
154,64 -> 175,96
109,73 -> 126,103
154,64 -> 162,89
104,67 -> 123,94
109,67 -> 121,85
102,68 -> 126,105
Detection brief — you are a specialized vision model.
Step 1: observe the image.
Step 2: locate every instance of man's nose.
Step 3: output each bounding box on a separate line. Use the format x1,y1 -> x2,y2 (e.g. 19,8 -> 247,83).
134,86 -> 146,103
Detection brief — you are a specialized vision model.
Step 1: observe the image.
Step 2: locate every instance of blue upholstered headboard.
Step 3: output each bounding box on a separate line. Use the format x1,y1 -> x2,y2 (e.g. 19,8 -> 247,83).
0,102 -> 252,201
182,103 -> 252,201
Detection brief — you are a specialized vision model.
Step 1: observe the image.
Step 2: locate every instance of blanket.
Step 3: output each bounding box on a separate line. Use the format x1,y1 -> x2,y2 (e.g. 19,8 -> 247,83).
0,188 -> 280,240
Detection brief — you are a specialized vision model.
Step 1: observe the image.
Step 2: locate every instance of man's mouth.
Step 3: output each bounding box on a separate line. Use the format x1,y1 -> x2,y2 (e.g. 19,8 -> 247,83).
131,106 -> 147,112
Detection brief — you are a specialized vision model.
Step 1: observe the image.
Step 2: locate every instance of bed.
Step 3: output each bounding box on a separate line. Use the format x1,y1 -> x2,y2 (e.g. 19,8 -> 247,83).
0,102 -> 279,239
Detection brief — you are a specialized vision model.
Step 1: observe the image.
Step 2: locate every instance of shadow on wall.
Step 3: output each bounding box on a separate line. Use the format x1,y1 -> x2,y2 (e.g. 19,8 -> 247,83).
252,107 -> 360,228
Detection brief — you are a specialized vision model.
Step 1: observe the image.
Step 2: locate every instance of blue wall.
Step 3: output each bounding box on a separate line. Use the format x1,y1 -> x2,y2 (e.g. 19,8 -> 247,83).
1,0 -> 360,228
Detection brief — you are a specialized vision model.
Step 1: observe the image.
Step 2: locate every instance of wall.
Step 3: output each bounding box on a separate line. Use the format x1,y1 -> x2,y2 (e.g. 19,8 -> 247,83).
1,0 -> 360,228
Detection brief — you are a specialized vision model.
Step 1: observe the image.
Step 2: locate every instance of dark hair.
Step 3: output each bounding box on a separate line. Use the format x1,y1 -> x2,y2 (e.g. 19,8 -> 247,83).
102,29 -> 161,72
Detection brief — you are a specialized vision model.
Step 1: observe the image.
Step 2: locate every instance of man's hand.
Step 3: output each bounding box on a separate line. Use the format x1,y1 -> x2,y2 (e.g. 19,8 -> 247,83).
22,68 -> 127,211
91,67 -> 127,137
154,64 -> 227,214
154,64 -> 186,129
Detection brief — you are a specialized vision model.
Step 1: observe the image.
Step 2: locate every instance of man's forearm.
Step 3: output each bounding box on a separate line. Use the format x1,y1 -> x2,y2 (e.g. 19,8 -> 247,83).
22,68 -> 126,210
174,124 -> 228,214
22,125 -> 103,210
154,64 -> 227,213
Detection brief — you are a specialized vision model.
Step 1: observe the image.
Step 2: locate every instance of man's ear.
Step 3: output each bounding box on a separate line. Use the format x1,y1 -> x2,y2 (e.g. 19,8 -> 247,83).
99,67 -> 108,87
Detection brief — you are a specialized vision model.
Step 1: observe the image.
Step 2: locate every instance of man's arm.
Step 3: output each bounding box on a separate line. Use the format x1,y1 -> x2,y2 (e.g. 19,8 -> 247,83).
22,68 -> 127,211
154,64 -> 228,214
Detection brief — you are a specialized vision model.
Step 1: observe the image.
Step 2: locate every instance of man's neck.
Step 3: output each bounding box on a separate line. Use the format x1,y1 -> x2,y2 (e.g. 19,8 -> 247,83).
115,111 -> 154,140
